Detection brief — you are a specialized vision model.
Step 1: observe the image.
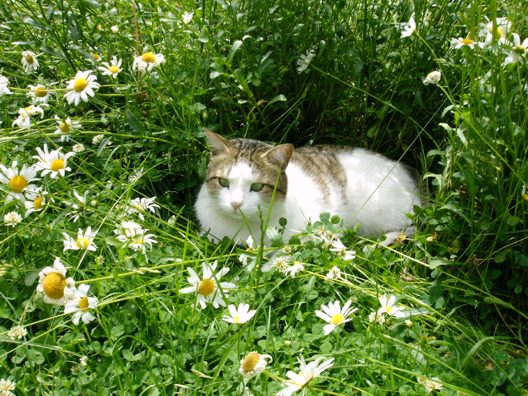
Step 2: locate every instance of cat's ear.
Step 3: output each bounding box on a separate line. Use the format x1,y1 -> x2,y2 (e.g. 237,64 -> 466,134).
261,144 -> 293,169
204,129 -> 233,156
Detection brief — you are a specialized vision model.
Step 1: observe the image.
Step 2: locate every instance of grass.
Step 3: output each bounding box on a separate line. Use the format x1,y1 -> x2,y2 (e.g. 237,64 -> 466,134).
0,0 -> 527,395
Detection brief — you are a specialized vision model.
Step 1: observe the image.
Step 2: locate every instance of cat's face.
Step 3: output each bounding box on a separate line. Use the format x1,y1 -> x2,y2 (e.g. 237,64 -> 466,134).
203,131 -> 293,219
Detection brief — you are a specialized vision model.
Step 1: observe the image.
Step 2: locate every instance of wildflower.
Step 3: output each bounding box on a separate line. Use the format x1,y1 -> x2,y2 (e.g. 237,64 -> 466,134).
80,355 -> 88,366
222,303 -> 256,324
33,144 -> 74,178
4,211 -> 21,229
329,239 -> 356,261
24,188 -> 47,217
92,134 -> 105,145
239,352 -> 272,379
401,13 -> 416,38
423,70 -> 442,86
182,11 -> 193,24
7,325 -> 27,340
282,261 -> 304,277
368,311 -> 386,324
325,266 -> 342,280
98,56 -> 122,78
53,116 -> 81,142
21,50 -> 39,73
504,33 -> 528,64
277,356 -> 334,396
133,51 -> 165,73
127,197 -> 159,220
0,378 -> 16,396
64,284 -> 98,325
113,220 -> 157,253
12,105 -> 45,129
481,17 -> 511,46
0,161 -> 38,201
179,261 -> 236,309
0,75 -> 12,96
63,226 -> 97,251
417,376 -> 443,393
261,255 -> 290,273
450,37 -> 479,49
315,300 -> 357,335
28,84 -> 51,104
72,143 -> 85,153
377,294 -> 405,318
36,257 -> 75,305
110,25 -> 119,34
64,70 -> 100,106
296,48 -> 315,73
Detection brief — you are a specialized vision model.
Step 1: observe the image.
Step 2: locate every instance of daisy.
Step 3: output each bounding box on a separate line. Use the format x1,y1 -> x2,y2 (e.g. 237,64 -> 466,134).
325,266 -> 342,280
222,303 -> 256,324
296,48 -> 315,73
481,17 -> 511,46
98,56 -> 122,78
401,13 -> 416,38
7,325 -> 27,340
65,190 -> 92,222
33,144 -> 74,178
504,33 -> 528,65
423,70 -> 442,86
368,311 -> 386,324
277,356 -> 334,396
72,143 -> 85,153
127,197 -> 159,220
450,37 -> 479,49
24,188 -> 47,217
132,51 -> 165,73
0,378 -> 16,396
0,75 -> 12,96
261,255 -> 290,273
27,84 -> 52,104
64,70 -> 100,106
282,261 -> 304,277
329,239 -> 356,261
239,352 -> 272,379
53,116 -> 81,142
63,226 -> 97,251
377,294 -> 405,318
315,300 -> 357,335
179,261 -> 236,309
12,105 -> 45,129
113,220 -> 157,253
36,257 -> 76,305
64,284 -> 98,325
21,50 -> 39,73
0,161 -> 38,201
3,211 -> 22,227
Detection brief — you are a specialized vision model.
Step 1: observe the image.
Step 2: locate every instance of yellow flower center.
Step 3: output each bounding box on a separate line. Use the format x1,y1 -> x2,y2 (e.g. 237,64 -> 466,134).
108,65 -> 120,74
34,86 -> 48,97
25,54 -> 35,64
197,278 -> 215,296
385,305 -> 393,314
50,159 -> 65,171
59,122 -> 70,133
233,314 -> 241,323
34,196 -> 44,209
461,38 -> 474,46
523,193 -> 528,202
92,53 -> 100,61
489,26 -> 504,40
73,78 -> 88,93
42,272 -> 67,299
141,52 -> 157,63
8,175 -> 28,193
241,352 -> 260,373
76,237 -> 91,249
331,313 -> 345,326
79,296 -> 90,311
133,238 -> 144,245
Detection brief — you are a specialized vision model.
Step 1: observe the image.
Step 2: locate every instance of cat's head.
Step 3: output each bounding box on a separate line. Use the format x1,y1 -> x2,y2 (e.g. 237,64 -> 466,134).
203,130 -> 293,218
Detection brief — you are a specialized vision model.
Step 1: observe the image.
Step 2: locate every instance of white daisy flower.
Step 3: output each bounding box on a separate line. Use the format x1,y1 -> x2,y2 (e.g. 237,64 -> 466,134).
239,352 -> 272,379
63,226 -> 97,251
282,261 -> 304,277
12,105 -> 45,129
377,294 -> 405,318
0,75 -> 12,96
296,48 -> 315,73
113,220 -> 157,253
315,300 -> 357,335
450,37 -> 479,49
98,56 -> 122,78
4,211 -> 22,227
481,17 -> 511,46
33,144 -> 74,178
36,257 -> 76,305
222,303 -> 256,324
277,356 -> 334,396
368,311 -> 386,324
423,70 -> 442,86
325,266 -> 342,280
24,187 -> 47,217
329,239 -> 356,261
179,261 -> 236,309
127,197 -> 159,220
21,50 -> 39,73
54,116 -> 81,142
132,52 -> 165,73
0,378 -> 16,396
64,190 -> 91,222
261,255 -> 290,273
0,161 -> 38,201
64,70 -> 100,106
401,13 -> 416,38
27,84 -> 52,104
504,33 -> 528,65
64,284 -> 98,325
7,325 -> 27,340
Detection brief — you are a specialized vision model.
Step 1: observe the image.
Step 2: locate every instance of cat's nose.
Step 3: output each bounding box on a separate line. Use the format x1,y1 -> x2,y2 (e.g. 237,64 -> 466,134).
230,201 -> 243,210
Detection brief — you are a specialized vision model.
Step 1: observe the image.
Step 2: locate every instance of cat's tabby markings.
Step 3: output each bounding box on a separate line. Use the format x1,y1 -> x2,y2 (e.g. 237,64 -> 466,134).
195,130 -> 421,245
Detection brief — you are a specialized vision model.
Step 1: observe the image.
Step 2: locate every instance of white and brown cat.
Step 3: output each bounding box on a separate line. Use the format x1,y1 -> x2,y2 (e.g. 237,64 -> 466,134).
195,130 -> 421,244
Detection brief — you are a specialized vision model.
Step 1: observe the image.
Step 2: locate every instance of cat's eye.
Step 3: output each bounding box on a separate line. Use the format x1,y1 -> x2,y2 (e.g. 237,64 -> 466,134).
250,182 -> 264,192
218,178 -> 230,188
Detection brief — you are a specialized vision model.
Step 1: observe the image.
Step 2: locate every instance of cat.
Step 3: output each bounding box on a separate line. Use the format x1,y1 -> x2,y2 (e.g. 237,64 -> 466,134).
195,130 -> 421,245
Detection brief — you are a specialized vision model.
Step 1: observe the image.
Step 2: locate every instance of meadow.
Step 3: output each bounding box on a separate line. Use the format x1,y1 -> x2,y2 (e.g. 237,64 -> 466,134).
0,0 -> 527,395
